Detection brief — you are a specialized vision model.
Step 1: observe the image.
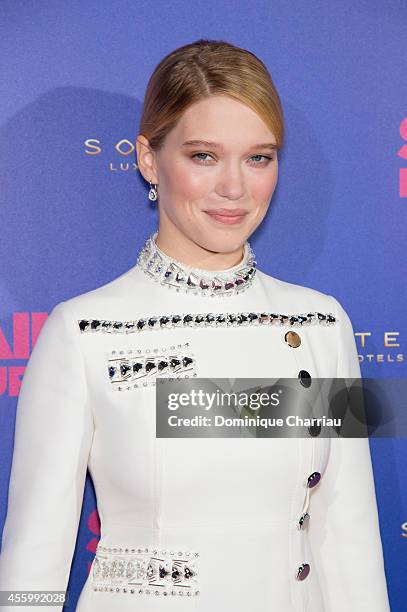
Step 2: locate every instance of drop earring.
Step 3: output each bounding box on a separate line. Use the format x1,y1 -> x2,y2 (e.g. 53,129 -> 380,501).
148,180 -> 158,202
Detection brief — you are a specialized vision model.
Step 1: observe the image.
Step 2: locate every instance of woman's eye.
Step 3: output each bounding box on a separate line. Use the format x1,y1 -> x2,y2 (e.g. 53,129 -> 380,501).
191,153 -> 274,165
192,152 -> 214,163
250,154 -> 274,165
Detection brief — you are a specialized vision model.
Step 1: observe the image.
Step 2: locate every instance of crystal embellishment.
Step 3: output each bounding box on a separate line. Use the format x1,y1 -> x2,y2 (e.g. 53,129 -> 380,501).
107,342 -> 197,390
92,543 -> 200,597
135,231 -> 257,297
78,311 -> 337,334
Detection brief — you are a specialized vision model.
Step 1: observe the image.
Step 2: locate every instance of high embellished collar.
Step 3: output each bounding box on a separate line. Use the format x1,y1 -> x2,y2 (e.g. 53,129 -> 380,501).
135,231 -> 257,297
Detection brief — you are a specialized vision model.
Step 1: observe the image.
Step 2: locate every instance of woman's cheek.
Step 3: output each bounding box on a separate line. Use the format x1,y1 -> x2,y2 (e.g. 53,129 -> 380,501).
251,171 -> 277,202
174,166 -> 212,200
170,164 -> 209,200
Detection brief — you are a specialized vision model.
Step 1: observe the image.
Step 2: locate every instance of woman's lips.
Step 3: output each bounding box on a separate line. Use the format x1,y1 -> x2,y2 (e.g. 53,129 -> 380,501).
204,210 -> 248,225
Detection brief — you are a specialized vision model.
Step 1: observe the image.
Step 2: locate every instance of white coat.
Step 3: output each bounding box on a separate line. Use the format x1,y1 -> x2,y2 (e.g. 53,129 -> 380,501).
0,237 -> 391,612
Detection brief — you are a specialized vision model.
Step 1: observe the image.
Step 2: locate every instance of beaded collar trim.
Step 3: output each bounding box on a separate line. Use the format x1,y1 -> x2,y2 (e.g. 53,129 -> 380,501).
78,311 -> 337,334
135,232 -> 257,297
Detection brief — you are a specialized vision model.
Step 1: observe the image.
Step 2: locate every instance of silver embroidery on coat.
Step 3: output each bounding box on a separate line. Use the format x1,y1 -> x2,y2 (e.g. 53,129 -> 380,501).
107,342 -> 196,390
79,311 -> 337,334
92,544 -> 200,597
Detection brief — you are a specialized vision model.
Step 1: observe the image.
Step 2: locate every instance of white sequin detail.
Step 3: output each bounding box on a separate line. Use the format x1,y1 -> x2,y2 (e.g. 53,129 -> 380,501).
78,311 -> 337,334
91,544 -> 200,597
107,342 -> 197,390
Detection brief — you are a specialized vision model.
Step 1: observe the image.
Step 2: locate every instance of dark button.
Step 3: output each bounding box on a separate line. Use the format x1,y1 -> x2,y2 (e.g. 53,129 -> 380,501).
298,369 -> 311,388
284,331 -> 301,348
308,423 -> 322,437
296,563 -> 310,581
307,471 -> 321,488
298,512 -> 310,530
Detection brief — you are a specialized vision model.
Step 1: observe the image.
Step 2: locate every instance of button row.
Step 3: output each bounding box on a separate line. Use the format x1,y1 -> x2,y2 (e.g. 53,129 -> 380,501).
287,332 -> 322,436
295,471 -> 322,580
285,329 -> 322,581
284,331 -> 313,390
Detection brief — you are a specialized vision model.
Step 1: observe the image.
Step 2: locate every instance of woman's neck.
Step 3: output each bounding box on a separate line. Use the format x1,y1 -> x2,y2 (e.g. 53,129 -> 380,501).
154,226 -> 245,272
135,230 -> 257,297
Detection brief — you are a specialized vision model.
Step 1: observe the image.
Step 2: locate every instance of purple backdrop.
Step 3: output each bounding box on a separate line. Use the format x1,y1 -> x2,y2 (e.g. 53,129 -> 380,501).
0,1 -> 406,609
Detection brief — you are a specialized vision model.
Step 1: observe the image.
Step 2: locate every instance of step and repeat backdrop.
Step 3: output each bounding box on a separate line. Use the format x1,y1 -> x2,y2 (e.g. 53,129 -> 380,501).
0,1 -> 406,610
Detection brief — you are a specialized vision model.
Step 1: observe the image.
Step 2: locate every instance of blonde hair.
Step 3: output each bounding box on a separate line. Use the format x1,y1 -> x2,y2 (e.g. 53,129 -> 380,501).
139,39 -> 284,151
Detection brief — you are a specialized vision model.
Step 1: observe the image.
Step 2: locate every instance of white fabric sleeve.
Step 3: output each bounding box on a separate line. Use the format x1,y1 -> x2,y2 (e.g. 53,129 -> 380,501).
0,301 -> 94,611
307,296 -> 391,611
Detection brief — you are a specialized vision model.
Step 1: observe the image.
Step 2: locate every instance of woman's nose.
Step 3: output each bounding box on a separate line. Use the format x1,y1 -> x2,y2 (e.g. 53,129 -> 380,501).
215,164 -> 246,200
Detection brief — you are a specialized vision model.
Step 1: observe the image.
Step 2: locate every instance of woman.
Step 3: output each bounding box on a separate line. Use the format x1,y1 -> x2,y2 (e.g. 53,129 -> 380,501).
0,40 -> 390,611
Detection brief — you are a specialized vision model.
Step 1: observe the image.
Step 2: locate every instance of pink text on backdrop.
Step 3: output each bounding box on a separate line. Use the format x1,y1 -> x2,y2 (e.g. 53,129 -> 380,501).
0,312 -> 48,397
398,117 -> 407,197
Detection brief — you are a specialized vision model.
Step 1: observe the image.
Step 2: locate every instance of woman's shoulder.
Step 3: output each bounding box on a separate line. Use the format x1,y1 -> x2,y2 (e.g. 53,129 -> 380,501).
50,263 -> 141,321
255,268 -> 348,321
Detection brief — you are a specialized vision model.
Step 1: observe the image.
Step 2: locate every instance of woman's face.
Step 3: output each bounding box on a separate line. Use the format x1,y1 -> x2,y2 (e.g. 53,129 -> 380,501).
137,94 -> 279,261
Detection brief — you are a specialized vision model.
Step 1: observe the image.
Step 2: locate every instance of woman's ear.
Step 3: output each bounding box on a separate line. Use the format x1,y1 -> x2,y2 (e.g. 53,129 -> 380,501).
136,135 -> 158,184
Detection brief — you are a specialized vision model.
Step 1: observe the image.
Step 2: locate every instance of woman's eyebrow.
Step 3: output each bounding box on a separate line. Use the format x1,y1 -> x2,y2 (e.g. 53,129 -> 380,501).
181,139 -> 277,150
